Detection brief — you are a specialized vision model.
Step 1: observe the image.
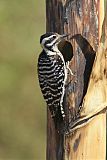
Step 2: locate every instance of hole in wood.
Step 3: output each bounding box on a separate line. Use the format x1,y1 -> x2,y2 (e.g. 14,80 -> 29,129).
71,34 -> 96,106
58,40 -> 73,62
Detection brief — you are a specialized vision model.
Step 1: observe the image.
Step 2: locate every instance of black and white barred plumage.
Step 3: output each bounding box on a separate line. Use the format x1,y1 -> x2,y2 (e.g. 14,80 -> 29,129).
37,32 -> 72,129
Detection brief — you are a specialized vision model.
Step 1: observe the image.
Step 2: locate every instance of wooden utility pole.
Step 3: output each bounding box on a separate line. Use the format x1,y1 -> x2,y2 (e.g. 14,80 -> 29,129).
46,0 -> 107,159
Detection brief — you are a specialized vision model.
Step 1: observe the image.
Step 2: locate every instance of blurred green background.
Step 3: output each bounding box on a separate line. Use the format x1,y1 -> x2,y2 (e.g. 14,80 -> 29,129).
0,0 -> 46,159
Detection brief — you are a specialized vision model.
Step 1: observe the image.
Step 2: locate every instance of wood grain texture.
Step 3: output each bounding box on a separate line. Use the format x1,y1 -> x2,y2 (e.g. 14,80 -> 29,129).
65,114 -> 106,160
46,0 -> 106,159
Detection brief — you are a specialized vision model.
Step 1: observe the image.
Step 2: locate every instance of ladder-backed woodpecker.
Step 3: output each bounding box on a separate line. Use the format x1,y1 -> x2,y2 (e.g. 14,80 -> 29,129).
37,32 -> 73,130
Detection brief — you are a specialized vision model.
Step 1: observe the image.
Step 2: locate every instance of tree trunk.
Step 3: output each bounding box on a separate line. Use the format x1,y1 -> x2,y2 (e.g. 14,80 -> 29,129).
46,0 -> 107,159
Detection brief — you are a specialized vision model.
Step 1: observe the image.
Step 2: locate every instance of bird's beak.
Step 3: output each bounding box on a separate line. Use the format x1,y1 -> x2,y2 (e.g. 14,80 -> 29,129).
56,34 -> 69,43
60,34 -> 69,39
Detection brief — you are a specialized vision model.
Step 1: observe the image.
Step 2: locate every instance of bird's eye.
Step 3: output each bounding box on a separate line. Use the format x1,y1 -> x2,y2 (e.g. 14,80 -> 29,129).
52,35 -> 56,38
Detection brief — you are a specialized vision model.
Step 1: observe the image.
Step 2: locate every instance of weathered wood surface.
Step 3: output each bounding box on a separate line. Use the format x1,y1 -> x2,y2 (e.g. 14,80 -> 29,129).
46,0 -> 106,159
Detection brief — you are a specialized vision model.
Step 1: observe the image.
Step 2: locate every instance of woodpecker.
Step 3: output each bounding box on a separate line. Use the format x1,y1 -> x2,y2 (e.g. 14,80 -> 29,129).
37,32 -> 73,130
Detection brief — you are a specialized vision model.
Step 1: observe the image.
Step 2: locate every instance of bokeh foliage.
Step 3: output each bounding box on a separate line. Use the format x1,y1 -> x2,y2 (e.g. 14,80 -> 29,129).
0,0 -> 46,159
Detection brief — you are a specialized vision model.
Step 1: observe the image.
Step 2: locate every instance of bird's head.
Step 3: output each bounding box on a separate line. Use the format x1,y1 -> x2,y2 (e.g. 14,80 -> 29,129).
40,32 -> 69,53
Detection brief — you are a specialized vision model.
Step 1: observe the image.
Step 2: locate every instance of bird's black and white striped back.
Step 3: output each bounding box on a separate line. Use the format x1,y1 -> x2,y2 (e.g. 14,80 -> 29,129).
38,50 -> 66,121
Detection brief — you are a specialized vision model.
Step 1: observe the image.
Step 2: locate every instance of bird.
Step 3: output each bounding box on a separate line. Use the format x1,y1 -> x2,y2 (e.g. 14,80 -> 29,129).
37,32 -> 73,130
